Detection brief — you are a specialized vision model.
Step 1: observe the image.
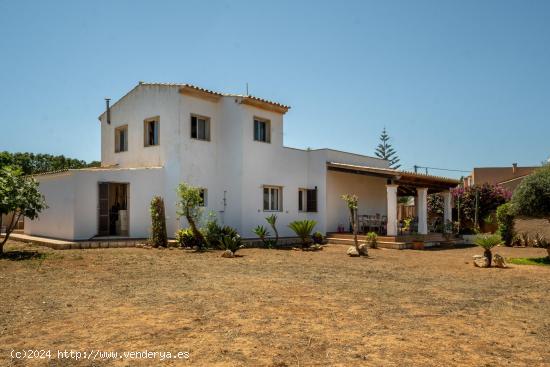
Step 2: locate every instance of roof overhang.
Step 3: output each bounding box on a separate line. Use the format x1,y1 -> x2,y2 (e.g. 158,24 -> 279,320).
238,96 -> 290,114
327,162 -> 460,194
178,85 -> 223,102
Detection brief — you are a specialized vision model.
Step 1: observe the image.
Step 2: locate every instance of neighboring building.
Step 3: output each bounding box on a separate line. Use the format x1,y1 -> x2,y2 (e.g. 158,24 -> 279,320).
463,164 -> 539,192
25,82 -> 458,241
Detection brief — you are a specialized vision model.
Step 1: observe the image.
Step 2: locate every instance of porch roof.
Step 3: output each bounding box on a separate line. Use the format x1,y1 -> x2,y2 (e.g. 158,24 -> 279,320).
326,162 -> 460,194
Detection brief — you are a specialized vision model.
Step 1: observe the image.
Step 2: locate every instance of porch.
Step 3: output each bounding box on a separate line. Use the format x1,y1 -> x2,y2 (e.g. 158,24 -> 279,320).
326,162 -> 460,247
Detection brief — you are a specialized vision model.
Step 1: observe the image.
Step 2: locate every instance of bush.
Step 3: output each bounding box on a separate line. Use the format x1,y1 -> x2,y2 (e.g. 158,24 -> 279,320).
150,196 -> 167,248
510,165 -> 550,218
496,203 -> 515,246
533,233 -> 550,258
265,214 -> 279,246
221,234 -> 243,254
311,231 -> 324,245
253,225 -> 275,248
288,219 -> 317,249
176,182 -> 206,250
366,232 -> 378,248
175,228 -> 203,248
474,233 -> 502,267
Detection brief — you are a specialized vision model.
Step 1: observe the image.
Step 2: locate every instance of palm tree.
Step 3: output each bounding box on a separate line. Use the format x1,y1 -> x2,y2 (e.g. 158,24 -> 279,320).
266,214 -> 279,246
474,233 -> 502,267
288,220 -> 317,249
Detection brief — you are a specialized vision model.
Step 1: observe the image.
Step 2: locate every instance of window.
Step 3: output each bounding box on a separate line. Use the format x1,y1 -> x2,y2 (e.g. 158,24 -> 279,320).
144,117 -> 159,146
115,125 -> 128,153
263,186 -> 282,211
199,188 -> 207,207
254,118 -> 270,143
299,188 -> 317,212
191,115 -> 210,141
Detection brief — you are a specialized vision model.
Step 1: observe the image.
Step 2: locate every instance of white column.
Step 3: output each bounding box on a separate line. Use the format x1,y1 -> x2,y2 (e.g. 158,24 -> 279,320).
417,187 -> 428,235
386,184 -> 398,236
442,190 -> 452,224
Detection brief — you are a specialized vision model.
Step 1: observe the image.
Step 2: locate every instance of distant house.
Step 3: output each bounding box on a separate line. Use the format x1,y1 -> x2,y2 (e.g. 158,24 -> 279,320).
463,163 -> 539,192
25,82 -> 458,241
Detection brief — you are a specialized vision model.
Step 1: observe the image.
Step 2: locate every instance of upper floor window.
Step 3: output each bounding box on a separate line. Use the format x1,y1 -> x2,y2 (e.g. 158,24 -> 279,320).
115,125 -> 128,153
254,118 -> 270,143
144,117 -> 160,147
191,115 -> 210,141
299,188 -> 317,212
263,186 -> 282,211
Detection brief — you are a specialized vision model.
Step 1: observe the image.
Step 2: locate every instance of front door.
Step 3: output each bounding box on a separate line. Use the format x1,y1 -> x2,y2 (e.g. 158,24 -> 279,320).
98,183 -> 109,236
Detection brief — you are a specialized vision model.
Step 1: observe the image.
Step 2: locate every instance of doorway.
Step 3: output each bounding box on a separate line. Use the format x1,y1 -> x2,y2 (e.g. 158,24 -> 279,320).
98,182 -> 129,236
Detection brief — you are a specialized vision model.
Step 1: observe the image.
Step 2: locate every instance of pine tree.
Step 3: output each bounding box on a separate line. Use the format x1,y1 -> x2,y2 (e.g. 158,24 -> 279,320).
375,128 -> 401,169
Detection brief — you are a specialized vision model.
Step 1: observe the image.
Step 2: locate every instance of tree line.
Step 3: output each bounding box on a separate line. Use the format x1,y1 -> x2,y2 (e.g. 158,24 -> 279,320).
0,151 -> 100,175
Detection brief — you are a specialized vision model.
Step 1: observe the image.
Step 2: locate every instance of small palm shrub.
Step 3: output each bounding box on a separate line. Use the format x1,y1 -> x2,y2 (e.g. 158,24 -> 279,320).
520,232 -> 531,247
221,234 -> 243,254
474,233 -> 502,267
176,228 -> 203,248
366,232 -> 378,248
288,219 -> 317,249
533,233 -> 550,258
311,231 -> 324,245
253,225 -> 274,248
266,214 -> 279,246
496,203 -> 515,246
150,196 -> 168,248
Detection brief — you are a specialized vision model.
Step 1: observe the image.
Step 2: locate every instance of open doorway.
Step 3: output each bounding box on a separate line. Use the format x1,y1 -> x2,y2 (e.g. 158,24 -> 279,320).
98,182 -> 129,237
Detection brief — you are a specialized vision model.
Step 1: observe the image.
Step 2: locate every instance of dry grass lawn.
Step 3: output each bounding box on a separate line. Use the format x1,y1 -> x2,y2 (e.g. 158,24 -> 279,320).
1,241 -> 549,366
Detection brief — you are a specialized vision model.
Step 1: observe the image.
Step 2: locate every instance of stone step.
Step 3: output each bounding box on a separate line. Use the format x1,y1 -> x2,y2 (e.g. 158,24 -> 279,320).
326,236 -> 410,250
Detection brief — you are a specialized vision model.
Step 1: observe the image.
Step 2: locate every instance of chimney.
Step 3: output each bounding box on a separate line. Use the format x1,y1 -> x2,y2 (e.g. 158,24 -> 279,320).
105,98 -> 111,125
512,163 -> 517,174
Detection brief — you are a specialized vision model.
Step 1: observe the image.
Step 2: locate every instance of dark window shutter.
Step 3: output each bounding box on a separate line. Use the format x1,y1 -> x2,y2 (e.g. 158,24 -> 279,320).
307,188 -> 317,212
191,116 -> 197,138
254,120 -> 259,140
298,190 -> 303,211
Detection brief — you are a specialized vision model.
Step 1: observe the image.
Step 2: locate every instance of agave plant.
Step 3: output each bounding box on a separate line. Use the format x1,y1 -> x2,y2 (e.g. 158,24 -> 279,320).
533,233 -> 550,258
474,233 -> 502,267
520,232 -> 531,247
288,219 -> 317,249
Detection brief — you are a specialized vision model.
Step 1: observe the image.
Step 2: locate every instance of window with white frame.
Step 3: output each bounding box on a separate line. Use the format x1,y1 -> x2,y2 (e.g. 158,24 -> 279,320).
263,186 -> 282,211
144,117 -> 160,146
115,125 -> 128,153
254,118 -> 270,143
191,115 -> 210,141
298,188 -> 317,212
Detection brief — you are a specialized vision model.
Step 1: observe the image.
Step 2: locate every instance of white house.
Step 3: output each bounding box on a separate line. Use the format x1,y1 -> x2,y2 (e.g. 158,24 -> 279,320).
25,82 -> 458,241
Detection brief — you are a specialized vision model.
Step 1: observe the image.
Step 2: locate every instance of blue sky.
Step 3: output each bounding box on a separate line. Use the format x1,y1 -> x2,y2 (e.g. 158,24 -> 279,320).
1,0 -> 549,177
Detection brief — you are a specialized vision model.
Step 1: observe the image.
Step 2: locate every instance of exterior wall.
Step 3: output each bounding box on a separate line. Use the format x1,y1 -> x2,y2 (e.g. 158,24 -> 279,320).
31,83 -> 392,240
325,170 -> 388,233
470,166 -> 537,187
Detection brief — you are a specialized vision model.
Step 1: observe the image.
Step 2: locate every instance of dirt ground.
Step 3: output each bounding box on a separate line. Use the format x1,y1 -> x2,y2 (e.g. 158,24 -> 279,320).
1,241 -> 549,367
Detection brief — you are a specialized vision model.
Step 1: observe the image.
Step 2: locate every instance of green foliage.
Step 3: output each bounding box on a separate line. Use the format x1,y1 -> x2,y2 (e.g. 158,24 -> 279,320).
288,219 -> 317,249
532,233 -> 550,258
265,214 -> 279,246
374,128 -> 400,169
341,194 -> 358,210
496,203 -> 515,246
253,225 -> 274,248
149,196 -> 167,248
510,165 -> 550,218
474,233 -> 502,250
366,232 -> 378,248
0,167 -> 47,252
0,151 -> 99,175
175,228 -> 203,248
221,234 -> 243,254
311,231 -> 324,245
176,182 -> 206,250
427,194 -> 444,217
507,257 -> 550,266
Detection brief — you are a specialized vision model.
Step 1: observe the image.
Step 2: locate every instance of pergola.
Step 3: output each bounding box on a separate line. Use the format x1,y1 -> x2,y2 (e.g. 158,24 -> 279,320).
327,162 -> 461,236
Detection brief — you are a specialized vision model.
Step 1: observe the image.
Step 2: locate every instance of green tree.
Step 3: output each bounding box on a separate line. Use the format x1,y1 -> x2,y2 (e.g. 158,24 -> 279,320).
176,182 -> 206,250
510,165 -> 550,219
0,167 -> 47,254
496,203 -> 515,246
375,128 -> 401,169
341,194 -> 365,255
149,196 -> 167,248
0,151 -> 100,175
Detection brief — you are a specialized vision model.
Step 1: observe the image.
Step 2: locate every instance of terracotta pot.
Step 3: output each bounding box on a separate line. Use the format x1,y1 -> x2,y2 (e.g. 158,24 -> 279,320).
413,241 -> 424,250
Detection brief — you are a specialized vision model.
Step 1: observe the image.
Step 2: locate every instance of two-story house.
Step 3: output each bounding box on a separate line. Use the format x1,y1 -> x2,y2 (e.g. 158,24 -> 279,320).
25,82 -> 458,241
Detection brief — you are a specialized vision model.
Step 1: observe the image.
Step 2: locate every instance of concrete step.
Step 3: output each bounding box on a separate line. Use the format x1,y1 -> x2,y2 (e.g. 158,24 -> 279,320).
326,236 -> 410,250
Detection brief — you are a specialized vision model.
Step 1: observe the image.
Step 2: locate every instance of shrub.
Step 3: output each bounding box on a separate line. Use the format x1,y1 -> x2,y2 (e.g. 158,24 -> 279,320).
150,196 -> 167,248
311,231 -> 324,245
265,214 -> 279,246
253,225 -> 274,248
221,234 -> 243,254
288,219 -> 317,249
496,203 -> 515,246
474,233 -> 502,267
510,165 -> 550,218
341,194 -> 360,252
366,232 -> 378,248
175,228 -> 203,248
533,233 -> 550,258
